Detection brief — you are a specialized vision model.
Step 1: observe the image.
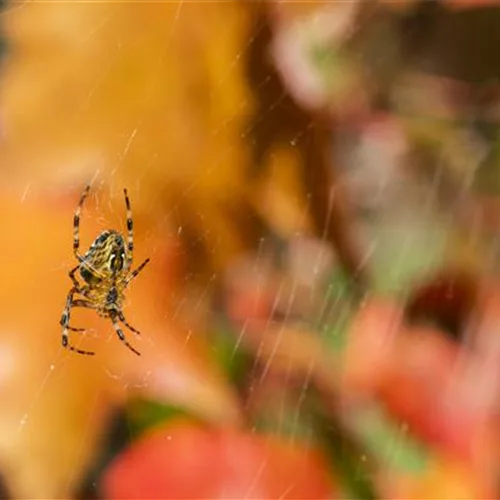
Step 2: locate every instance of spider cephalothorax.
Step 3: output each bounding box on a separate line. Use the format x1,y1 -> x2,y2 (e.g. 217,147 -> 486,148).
60,185 -> 150,356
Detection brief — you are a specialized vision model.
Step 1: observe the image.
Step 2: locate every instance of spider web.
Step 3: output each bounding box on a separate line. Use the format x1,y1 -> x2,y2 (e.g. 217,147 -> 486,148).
3,1 -> 478,498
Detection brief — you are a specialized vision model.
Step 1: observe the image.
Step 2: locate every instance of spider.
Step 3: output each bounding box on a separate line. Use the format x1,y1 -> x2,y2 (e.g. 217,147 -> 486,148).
60,185 -> 150,356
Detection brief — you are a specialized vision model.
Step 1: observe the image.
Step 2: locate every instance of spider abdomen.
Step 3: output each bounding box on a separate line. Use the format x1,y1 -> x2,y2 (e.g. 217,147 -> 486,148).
80,230 -> 128,281
79,265 -> 101,285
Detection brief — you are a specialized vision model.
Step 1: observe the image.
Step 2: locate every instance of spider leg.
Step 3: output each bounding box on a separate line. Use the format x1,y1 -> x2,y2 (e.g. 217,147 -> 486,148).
126,258 -> 150,285
73,184 -> 91,263
60,298 -> 94,332
68,265 -> 81,290
61,289 -> 95,356
118,311 -> 141,336
110,312 -> 141,356
123,188 -> 134,268
66,325 -> 86,332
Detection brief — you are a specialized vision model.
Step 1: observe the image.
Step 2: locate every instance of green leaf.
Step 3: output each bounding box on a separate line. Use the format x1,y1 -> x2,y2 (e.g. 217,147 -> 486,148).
126,398 -> 194,438
209,317 -> 254,390
307,395 -> 378,500
354,406 -> 428,474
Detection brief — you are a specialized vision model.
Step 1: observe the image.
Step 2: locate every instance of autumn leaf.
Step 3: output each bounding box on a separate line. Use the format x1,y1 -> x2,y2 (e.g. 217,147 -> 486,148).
0,1 -> 260,273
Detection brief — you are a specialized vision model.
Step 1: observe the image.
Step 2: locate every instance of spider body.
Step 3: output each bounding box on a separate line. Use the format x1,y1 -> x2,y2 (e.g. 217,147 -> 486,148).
80,230 -> 127,285
60,185 -> 150,356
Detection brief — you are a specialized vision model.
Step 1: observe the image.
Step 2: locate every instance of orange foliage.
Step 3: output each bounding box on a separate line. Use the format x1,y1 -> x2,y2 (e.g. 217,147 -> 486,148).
384,455 -> 493,498
0,1 -> 260,271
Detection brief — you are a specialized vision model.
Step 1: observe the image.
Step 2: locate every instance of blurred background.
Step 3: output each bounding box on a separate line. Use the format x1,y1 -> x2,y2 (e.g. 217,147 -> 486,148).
1,0 -> 500,498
